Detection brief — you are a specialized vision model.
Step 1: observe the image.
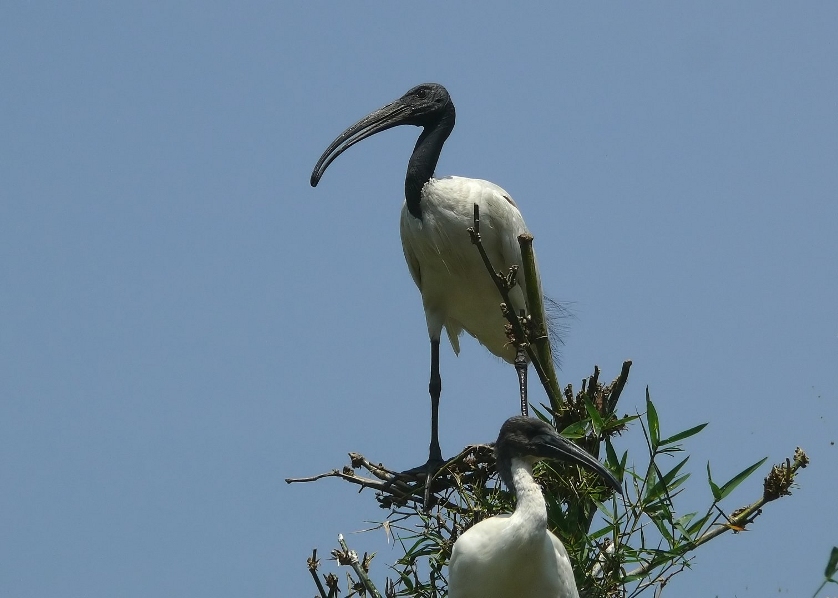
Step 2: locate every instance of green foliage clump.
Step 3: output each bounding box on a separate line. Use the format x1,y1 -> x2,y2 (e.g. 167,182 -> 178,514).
294,362 -> 807,597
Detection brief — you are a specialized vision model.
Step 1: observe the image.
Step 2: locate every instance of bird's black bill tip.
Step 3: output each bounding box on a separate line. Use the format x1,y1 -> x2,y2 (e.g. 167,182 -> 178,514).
587,458 -> 622,496
535,425 -> 623,495
604,471 -> 624,496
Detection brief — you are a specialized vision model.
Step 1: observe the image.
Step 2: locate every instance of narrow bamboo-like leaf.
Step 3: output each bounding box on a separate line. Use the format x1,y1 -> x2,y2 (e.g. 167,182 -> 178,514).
645,456 -> 690,502
622,547 -> 682,580
644,461 -> 658,495
560,420 -> 588,439
588,523 -> 615,541
707,461 -> 721,501
825,546 -> 838,579
659,422 -> 709,447
673,512 -> 697,536
650,512 -> 675,544
584,397 -> 604,437
531,405 -> 549,422
398,572 -> 414,592
646,388 -> 660,451
718,457 -> 768,500
658,444 -> 685,455
686,513 -> 712,537
666,473 -> 691,496
643,498 -> 674,522
610,414 -> 640,428
605,438 -> 620,475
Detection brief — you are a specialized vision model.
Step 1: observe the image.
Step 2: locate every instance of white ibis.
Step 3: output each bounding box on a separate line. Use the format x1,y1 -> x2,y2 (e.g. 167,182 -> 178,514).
448,416 -> 622,598
310,83 -> 546,474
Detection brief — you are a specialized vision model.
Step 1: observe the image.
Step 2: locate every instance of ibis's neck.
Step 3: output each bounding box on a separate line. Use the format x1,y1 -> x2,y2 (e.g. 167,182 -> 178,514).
509,457 -> 548,535
404,106 -> 455,219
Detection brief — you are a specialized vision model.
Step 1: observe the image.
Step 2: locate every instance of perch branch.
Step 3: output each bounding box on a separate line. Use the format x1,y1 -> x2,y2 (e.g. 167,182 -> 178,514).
467,204 -> 562,411
517,232 -> 563,413
285,444 -> 496,512
624,447 -> 810,581
307,549 -> 330,598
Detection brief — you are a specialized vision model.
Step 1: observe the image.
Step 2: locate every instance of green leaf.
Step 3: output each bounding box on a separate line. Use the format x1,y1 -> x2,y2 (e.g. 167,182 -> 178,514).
583,397 -> 604,437
650,511 -> 676,544
644,461 -> 659,494
707,461 -> 722,502
559,420 -> 589,439
531,405 -> 550,422
627,547 -> 682,576
718,457 -> 768,500
659,422 -> 709,447
644,499 -> 674,523
825,546 -> 838,580
610,414 -> 640,428
666,473 -> 691,495
686,513 -> 712,537
673,512 -> 697,536
645,456 -> 690,502
646,388 -> 660,451
587,523 -> 616,541
605,438 -> 620,475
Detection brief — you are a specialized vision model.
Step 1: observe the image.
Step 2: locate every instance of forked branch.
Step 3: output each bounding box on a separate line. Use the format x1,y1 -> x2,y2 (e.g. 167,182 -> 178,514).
467,203 -> 563,412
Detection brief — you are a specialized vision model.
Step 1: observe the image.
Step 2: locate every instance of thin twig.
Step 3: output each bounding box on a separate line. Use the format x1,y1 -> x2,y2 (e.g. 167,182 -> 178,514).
624,449 -> 809,581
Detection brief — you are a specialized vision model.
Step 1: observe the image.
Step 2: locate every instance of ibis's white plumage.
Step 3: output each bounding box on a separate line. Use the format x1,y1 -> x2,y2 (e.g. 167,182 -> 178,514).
448,457 -> 580,598
310,84 -> 548,471
448,416 -> 622,598
400,176 -> 533,362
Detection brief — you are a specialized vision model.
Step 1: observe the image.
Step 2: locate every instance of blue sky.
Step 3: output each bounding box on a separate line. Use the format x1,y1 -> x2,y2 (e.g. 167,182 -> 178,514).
2,3 -> 836,597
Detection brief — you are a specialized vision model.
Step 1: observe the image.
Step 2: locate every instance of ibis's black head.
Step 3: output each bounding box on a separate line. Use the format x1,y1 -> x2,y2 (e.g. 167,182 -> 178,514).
495,416 -> 623,495
395,83 -> 453,125
310,83 -> 456,218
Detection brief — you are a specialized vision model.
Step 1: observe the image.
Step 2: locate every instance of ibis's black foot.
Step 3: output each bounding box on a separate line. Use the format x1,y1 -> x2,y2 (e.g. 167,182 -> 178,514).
401,456 -> 446,477
400,457 -> 447,510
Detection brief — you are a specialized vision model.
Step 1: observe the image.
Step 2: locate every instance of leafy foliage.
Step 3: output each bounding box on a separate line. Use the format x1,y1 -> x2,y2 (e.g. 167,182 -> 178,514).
294,363 -> 808,597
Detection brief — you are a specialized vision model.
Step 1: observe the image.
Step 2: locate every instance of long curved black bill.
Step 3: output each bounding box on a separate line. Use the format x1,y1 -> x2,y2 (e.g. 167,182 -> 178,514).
538,432 -> 623,494
310,100 -> 410,187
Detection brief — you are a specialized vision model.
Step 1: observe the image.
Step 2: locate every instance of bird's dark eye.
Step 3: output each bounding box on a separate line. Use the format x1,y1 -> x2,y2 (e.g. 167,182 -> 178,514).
416,89 -> 427,99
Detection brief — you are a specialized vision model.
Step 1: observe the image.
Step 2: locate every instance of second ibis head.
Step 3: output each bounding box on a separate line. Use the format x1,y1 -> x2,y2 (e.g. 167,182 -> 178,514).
495,416 -> 622,494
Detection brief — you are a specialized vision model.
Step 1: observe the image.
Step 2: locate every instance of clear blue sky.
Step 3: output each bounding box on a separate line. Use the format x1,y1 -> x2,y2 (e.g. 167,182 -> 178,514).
2,3 -> 836,597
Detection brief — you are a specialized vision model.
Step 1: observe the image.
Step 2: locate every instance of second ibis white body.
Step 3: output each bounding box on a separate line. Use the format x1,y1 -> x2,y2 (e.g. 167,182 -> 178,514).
447,456 -> 579,598
448,416 -> 623,598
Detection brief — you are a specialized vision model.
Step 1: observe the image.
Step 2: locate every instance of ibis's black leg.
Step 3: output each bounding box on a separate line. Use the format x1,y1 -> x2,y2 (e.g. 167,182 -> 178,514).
422,338 -> 444,508
428,338 -> 443,463
515,345 -> 529,416
401,339 -> 445,509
